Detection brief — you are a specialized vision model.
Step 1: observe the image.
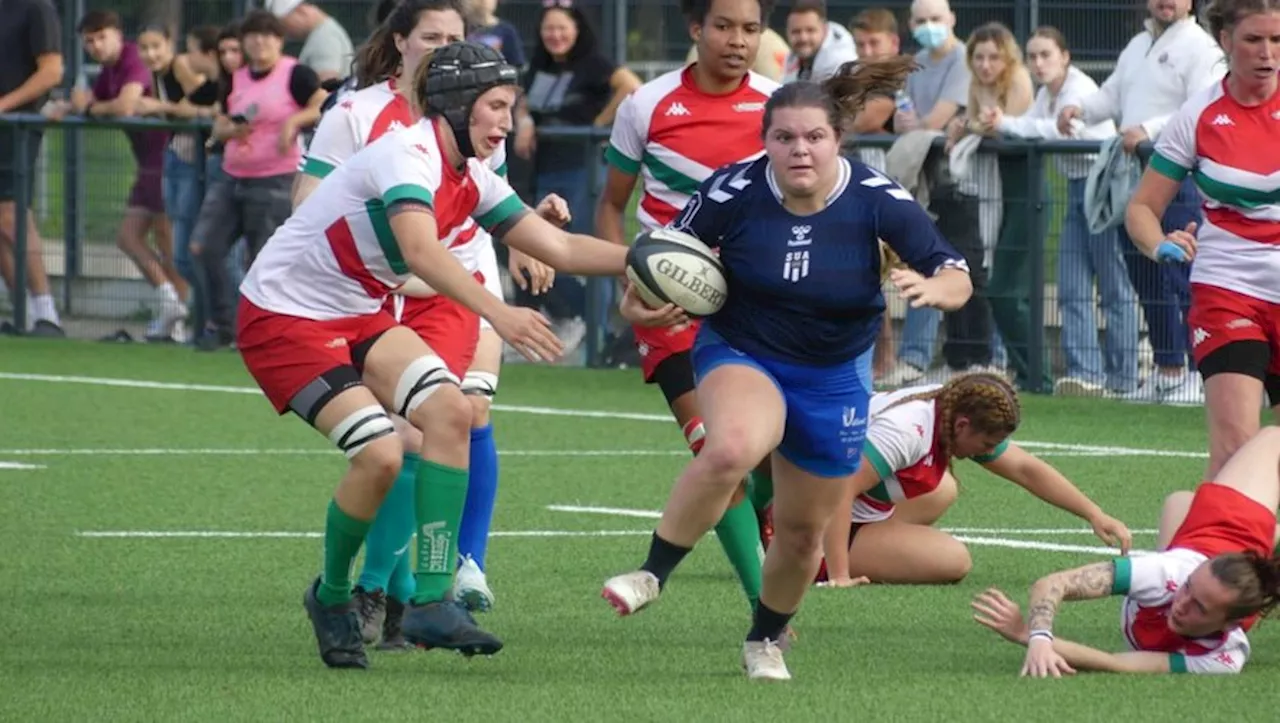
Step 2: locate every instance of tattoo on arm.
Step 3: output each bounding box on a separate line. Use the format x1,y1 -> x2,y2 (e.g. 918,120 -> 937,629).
1027,562 -> 1116,633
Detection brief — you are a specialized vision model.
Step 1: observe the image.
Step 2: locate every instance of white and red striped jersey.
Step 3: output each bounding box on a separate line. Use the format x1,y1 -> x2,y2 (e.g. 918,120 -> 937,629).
852,385 -> 1009,523
1151,78 -> 1280,304
605,66 -> 777,235
241,120 -> 526,320
1112,551 -> 1251,674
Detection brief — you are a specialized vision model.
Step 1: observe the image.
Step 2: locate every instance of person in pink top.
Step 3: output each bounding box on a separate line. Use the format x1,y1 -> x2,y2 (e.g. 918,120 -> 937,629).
45,10 -> 188,341
190,10 -> 327,348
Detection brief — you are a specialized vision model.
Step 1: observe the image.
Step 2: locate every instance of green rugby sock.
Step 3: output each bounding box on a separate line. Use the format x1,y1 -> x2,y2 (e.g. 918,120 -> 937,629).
714,496 -> 764,610
411,460 -> 469,606
747,468 -> 774,513
317,499 -> 372,607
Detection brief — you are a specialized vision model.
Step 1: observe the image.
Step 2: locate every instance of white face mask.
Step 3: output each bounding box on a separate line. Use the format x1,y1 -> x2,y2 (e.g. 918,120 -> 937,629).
912,22 -> 949,50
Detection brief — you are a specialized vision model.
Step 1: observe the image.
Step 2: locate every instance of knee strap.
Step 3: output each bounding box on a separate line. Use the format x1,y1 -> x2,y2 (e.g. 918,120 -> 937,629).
395,354 -> 459,417
461,371 -> 499,398
328,405 -> 397,459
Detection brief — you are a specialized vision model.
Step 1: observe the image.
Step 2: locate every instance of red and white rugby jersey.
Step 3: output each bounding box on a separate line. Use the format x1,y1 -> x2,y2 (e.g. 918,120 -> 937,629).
605,65 -> 777,234
241,120 -> 526,320
1150,78 -> 1280,303
296,78 -> 508,289
1111,550 -> 1251,674
852,385 -> 1009,523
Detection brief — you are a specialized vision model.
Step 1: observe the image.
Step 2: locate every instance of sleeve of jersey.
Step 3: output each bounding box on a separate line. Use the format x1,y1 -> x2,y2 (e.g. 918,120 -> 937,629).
603,94 -> 643,176
301,105 -> 360,179
370,141 -> 436,211
666,171 -> 735,248
871,178 -> 970,278
1110,554 -> 1180,605
1148,102 -> 1198,182
1173,640 -> 1247,675
862,409 -> 929,480
473,165 -> 530,235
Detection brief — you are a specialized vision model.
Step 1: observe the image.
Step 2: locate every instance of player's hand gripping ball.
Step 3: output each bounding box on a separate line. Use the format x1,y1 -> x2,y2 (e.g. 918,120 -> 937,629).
625,228 -> 727,318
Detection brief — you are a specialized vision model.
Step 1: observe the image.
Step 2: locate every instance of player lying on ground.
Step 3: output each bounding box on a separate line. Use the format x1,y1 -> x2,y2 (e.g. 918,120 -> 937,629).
291,0 -> 557,649
604,57 -> 974,681
595,0 -> 783,612
972,425 -> 1280,676
237,41 -> 634,669
808,374 -> 1132,586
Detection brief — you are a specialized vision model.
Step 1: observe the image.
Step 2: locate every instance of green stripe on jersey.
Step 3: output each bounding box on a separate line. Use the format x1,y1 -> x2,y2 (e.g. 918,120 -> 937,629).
642,153 -> 700,196
476,194 -> 527,232
1149,152 -> 1189,182
864,481 -> 892,504
1111,557 -> 1131,595
383,183 -> 434,209
605,144 -> 640,176
364,200 -> 408,275
495,162 -> 508,179
1193,169 -> 1280,210
972,438 -> 1010,464
863,442 -> 894,480
301,157 -> 337,179
1169,654 -> 1188,673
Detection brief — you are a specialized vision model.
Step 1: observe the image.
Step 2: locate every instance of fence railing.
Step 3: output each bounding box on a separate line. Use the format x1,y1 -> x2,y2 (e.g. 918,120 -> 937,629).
2,112 -> 1170,396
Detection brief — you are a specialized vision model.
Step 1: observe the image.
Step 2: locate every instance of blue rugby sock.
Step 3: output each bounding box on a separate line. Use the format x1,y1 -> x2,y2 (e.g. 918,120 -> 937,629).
356,452 -> 419,592
457,424 -> 498,570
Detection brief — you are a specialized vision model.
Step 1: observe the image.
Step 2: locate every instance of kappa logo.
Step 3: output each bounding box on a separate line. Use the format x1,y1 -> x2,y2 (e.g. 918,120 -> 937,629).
1192,327 -> 1210,347
1211,114 -> 1234,126
325,337 -> 348,349
339,100 -> 355,111
665,102 -> 691,117
788,225 -> 813,247
412,143 -> 432,155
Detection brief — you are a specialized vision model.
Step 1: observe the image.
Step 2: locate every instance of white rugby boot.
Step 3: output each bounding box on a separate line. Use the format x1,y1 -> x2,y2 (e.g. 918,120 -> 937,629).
451,555 -> 495,613
601,570 -> 660,616
743,639 -> 791,681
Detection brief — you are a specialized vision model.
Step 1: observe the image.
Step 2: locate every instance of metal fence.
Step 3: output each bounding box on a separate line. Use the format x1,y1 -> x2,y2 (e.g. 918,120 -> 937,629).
1,112 -> 1189,398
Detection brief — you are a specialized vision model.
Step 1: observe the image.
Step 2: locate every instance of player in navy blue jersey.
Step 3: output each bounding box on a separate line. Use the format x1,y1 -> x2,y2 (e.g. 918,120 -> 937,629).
601,57 -> 974,681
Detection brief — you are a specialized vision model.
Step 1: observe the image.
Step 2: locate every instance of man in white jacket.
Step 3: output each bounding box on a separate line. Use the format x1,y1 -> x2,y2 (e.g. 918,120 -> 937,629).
781,0 -> 857,83
1057,0 -> 1224,406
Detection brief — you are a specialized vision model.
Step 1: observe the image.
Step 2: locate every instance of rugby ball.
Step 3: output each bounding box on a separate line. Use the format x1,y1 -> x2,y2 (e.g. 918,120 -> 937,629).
625,228 -> 727,318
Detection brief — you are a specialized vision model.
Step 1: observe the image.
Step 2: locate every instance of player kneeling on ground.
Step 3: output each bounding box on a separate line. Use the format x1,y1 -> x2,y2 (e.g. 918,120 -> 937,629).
808,373 -> 1131,586
237,41 -> 632,669
972,426 -> 1280,676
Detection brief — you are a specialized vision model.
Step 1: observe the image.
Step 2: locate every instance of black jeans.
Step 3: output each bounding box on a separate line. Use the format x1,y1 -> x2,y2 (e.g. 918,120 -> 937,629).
930,184 -> 992,370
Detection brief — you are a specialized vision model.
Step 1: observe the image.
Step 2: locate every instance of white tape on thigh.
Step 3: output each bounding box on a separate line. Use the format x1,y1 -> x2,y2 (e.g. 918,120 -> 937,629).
394,354 -> 459,417
328,405 -> 396,459
392,294 -> 406,323
461,370 -> 499,398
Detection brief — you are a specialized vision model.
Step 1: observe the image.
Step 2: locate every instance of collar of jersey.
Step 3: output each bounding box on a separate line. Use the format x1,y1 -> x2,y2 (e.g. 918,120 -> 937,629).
431,120 -> 468,181
764,156 -> 851,210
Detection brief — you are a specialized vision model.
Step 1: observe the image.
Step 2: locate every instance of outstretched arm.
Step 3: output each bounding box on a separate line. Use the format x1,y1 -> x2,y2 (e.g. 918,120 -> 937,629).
972,587 -> 1172,675
981,443 -> 1132,553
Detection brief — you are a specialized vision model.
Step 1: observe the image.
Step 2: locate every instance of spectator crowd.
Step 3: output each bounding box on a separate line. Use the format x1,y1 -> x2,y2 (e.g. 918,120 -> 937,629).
0,0 -> 1227,404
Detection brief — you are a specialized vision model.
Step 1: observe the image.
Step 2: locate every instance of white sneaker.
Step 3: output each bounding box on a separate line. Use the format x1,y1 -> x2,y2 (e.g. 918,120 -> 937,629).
601,570 -> 660,616
451,555 -> 494,612
1157,372 -> 1204,407
879,362 -> 924,388
743,639 -> 791,681
1054,377 -> 1105,397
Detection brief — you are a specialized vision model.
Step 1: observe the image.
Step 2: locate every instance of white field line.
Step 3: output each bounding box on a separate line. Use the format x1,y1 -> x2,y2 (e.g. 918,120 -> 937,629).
0,448 -> 686,457
0,461 -> 46,470
546,504 -> 1162,536
75,529 -> 653,539
0,371 -> 1206,458
72,528 -> 1147,556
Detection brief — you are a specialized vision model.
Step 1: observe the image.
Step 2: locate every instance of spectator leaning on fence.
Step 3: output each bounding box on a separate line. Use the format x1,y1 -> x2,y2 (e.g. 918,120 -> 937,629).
982,27 -> 1140,399
263,0 -> 355,85
882,0 -> 994,388
0,0 -> 64,337
189,10 -> 326,351
1058,0 -> 1225,405
781,0 -> 857,83
133,25 -> 223,339
948,22 -> 1037,389
514,0 -> 642,355
46,11 -> 189,343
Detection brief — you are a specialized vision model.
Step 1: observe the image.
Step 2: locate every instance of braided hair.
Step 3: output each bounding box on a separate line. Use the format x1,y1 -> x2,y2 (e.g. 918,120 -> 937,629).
882,371 -> 1020,468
